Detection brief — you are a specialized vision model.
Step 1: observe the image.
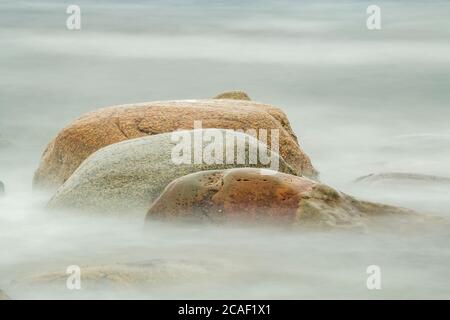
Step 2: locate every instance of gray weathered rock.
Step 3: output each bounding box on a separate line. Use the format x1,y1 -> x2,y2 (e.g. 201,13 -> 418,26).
48,129 -> 296,215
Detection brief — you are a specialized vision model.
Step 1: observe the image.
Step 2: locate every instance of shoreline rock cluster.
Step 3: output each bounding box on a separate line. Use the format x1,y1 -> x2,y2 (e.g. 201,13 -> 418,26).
33,94 -> 317,192
35,91 -> 414,225
47,129 -> 296,215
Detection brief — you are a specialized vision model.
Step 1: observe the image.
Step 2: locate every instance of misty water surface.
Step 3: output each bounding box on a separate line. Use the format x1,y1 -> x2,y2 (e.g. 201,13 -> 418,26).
0,0 -> 450,299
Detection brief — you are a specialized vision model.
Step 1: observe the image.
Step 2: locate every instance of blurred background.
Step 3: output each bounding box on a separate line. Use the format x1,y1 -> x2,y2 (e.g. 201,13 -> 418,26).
1,0 -> 449,299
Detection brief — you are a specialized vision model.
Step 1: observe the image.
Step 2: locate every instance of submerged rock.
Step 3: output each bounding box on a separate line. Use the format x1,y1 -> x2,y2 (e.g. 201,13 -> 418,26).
48,129 -> 296,215
33,97 -> 317,191
10,260 -> 214,297
355,172 -> 450,185
146,168 -> 413,227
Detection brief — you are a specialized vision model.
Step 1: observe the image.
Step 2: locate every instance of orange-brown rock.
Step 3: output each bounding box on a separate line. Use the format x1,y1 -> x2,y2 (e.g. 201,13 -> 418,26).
146,168 -> 413,226
33,98 -> 318,191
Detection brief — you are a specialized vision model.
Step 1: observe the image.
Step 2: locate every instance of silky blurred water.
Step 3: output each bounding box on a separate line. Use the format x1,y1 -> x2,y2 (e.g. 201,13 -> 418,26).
0,0 -> 450,299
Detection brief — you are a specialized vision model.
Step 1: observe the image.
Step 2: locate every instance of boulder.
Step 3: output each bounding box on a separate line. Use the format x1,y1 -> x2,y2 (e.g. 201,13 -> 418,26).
146,168 -> 414,227
214,90 -> 251,100
0,181 -> 4,197
47,129 -> 296,215
33,97 -> 317,191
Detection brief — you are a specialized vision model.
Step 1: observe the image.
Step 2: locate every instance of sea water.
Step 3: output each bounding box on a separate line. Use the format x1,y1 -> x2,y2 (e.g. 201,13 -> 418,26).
1,0 -> 449,299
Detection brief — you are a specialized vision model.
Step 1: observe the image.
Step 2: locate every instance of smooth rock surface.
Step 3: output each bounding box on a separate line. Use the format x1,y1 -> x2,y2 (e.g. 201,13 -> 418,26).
34,98 -> 317,191
48,129 -> 296,215
146,168 -> 414,227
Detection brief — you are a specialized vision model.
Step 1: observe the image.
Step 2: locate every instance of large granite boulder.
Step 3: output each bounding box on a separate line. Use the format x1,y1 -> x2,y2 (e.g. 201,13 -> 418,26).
47,129 -> 296,215
33,97 -> 317,191
146,168 -> 414,227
